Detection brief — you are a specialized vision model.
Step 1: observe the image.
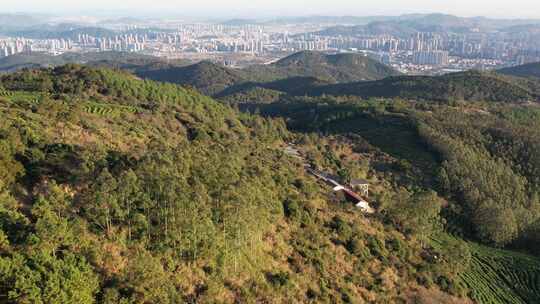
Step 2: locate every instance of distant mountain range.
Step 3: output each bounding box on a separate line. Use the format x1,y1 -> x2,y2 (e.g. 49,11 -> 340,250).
219,16 -> 399,26
0,13 -> 47,31
221,14 -> 540,39
219,14 -> 540,29
311,14 -> 540,37
2,25 -> 117,40
2,13 -> 540,39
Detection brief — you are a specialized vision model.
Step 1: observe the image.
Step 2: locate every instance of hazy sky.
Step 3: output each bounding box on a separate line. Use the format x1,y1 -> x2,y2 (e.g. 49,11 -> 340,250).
4,0 -> 540,19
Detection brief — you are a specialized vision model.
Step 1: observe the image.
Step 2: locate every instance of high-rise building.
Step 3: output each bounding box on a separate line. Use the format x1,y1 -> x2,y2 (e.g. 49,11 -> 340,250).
413,50 -> 449,66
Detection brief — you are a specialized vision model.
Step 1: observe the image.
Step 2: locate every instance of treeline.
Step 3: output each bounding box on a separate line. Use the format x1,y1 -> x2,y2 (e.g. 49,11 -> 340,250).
415,106 -> 540,249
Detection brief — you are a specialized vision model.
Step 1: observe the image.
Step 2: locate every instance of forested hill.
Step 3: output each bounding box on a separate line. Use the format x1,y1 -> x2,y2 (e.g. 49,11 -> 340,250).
0,51 -> 177,73
0,65 -> 476,303
303,71 -> 537,102
133,51 -> 400,97
215,76 -> 333,100
236,94 -> 540,303
137,60 -> 246,96
499,62 -> 540,79
0,51 -> 400,97
264,51 -> 401,82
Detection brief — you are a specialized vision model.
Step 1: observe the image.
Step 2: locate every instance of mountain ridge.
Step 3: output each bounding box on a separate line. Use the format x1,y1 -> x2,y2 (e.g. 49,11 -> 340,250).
219,70 -> 539,103
499,62 -> 540,79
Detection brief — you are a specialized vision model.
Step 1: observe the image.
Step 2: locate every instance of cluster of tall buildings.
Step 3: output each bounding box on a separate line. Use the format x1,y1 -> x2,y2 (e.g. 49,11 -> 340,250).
0,39 -> 31,57
322,30 -> 540,65
412,50 -> 449,65
286,39 -> 329,52
1,20 -> 539,73
215,40 -> 265,54
79,34 -> 146,52
46,39 -> 72,51
516,50 -> 540,65
328,33 -> 445,53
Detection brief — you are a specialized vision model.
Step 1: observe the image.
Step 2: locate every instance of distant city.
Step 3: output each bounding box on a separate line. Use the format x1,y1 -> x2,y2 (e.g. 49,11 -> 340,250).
1,14 -> 540,75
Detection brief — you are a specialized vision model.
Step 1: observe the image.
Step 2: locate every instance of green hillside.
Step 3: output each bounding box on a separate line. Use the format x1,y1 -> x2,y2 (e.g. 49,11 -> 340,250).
0,52 -> 169,73
218,86 -> 286,104
137,61 -> 245,96
2,61 -> 540,303
270,51 -> 401,82
250,96 -> 540,246
305,71 -> 537,102
216,76 -> 332,101
242,96 -> 540,304
0,65 -> 479,303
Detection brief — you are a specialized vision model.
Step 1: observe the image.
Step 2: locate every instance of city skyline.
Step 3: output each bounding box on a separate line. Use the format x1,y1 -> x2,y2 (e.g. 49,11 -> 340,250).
3,0 -> 540,19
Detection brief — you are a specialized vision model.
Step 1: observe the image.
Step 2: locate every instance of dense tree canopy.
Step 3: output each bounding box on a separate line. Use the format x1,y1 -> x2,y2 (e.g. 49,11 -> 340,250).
0,65 -> 477,303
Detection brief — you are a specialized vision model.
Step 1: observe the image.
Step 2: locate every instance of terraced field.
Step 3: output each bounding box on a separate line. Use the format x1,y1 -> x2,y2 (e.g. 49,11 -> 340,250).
83,102 -> 139,117
0,90 -> 140,117
0,89 -> 14,97
460,243 -> 540,304
0,90 -> 40,105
